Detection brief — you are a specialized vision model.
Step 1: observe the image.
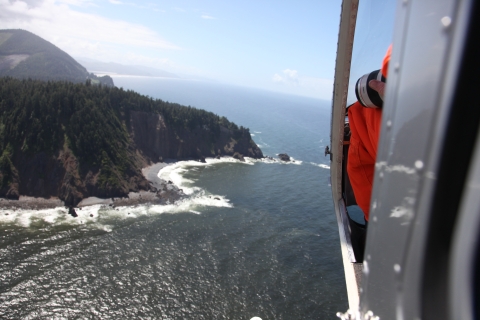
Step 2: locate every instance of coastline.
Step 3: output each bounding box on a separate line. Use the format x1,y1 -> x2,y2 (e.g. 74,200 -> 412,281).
0,160 -> 183,211
0,155 -> 279,212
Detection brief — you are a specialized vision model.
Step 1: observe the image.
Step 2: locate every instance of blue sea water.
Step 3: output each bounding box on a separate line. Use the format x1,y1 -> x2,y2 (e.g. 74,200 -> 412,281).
0,77 -> 347,319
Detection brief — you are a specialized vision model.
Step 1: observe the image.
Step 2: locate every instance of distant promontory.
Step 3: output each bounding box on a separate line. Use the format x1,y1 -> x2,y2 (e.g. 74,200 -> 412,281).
0,29 -> 113,86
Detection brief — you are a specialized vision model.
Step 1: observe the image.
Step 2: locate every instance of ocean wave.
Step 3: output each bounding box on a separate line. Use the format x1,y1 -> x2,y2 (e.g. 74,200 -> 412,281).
1,155 -> 312,230
0,205 -> 100,228
158,158 -> 255,190
255,143 -> 270,149
245,156 -> 302,165
309,162 -> 330,169
0,190 -> 233,230
286,157 -> 303,165
0,158 -> 241,229
245,157 -> 277,164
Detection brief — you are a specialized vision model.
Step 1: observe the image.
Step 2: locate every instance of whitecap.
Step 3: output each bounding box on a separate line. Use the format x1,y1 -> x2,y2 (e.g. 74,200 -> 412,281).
245,157 -> 277,164
287,157 -> 303,165
0,205 -> 102,228
273,154 -> 303,165
0,156 -> 248,230
310,162 -> 330,169
246,156 -> 302,165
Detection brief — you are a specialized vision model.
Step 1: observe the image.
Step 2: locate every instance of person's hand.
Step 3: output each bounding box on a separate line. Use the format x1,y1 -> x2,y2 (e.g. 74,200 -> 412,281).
369,80 -> 386,100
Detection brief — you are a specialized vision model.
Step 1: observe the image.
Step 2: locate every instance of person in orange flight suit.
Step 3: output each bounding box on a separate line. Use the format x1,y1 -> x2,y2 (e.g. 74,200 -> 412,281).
347,46 -> 391,222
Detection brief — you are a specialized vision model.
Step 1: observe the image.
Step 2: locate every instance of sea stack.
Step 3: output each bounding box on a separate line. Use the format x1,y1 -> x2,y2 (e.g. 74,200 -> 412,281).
278,153 -> 290,162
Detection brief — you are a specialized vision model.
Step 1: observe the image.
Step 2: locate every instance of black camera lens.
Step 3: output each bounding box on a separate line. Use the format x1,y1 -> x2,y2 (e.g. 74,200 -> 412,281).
355,69 -> 386,109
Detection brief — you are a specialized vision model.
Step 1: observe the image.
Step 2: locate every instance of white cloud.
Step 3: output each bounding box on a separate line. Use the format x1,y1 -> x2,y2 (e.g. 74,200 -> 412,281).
273,69 -> 299,86
201,15 -> 215,20
272,69 -> 333,100
104,0 -> 165,12
0,0 -> 180,60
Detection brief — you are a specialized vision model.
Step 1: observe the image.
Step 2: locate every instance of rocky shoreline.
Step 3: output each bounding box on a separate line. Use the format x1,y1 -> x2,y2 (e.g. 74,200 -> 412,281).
0,154 -> 294,213
0,161 -> 184,212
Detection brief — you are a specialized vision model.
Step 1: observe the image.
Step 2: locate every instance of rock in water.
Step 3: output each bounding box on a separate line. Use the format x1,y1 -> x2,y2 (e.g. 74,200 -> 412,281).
68,206 -> 78,217
278,153 -> 290,162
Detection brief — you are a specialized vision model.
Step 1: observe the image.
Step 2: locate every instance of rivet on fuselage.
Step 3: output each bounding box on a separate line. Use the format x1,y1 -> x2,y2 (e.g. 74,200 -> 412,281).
394,264 -> 401,273
441,16 -> 452,29
415,160 -> 424,170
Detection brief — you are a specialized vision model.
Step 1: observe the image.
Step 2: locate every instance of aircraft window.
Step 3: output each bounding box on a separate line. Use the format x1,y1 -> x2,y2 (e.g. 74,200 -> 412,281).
347,0 -> 396,106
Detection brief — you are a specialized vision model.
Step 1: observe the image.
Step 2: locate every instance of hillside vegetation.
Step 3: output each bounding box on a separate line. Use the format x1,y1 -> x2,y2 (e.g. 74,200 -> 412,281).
0,29 -> 113,86
0,78 -> 262,205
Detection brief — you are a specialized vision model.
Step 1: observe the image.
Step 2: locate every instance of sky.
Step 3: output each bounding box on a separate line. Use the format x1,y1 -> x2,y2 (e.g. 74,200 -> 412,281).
0,0 -> 342,100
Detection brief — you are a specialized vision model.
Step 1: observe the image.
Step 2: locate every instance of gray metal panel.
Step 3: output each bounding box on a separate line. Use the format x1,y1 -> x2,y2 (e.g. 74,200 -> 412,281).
360,0 -> 468,318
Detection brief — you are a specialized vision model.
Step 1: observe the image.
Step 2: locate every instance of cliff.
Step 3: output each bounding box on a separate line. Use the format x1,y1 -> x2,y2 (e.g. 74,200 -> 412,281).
0,78 -> 263,206
129,111 -> 262,161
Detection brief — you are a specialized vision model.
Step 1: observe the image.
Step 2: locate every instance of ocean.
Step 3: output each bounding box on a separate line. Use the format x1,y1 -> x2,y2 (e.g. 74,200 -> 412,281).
0,77 -> 347,319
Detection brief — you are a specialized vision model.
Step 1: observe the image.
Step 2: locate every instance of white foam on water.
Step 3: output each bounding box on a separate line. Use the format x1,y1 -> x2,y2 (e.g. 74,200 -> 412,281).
111,188 -> 234,219
155,158 -> 241,211
0,158 -> 239,229
288,157 -> 303,165
0,205 -> 102,228
159,158 -> 252,196
245,156 -> 303,165
310,162 -> 330,169
245,157 -> 277,164
271,154 -> 303,165
254,131 -> 262,134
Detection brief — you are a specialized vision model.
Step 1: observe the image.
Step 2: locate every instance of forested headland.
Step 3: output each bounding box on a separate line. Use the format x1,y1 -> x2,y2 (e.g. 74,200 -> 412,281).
0,77 -> 263,205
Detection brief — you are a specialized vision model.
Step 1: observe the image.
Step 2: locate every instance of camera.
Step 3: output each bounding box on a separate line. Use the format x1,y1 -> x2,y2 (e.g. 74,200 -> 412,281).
355,69 -> 386,109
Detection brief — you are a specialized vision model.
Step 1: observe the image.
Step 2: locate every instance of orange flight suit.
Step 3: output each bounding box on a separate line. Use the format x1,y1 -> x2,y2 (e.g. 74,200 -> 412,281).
347,46 -> 391,221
